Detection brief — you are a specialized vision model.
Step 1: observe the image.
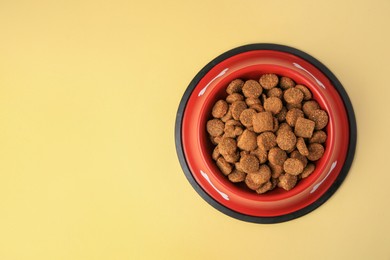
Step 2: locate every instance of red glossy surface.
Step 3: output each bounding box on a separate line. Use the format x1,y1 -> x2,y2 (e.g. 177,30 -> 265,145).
182,50 -> 349,217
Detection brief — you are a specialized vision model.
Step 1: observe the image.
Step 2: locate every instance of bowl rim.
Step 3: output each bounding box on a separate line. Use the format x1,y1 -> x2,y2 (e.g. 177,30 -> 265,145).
175,43 -> 357,224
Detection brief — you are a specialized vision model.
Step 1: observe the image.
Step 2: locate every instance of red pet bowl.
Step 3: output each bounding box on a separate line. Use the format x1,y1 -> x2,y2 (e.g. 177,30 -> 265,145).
175,44 -> 356,223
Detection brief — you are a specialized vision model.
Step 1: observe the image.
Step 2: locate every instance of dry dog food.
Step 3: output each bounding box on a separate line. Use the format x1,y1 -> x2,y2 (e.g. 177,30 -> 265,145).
206,74 -> 328,194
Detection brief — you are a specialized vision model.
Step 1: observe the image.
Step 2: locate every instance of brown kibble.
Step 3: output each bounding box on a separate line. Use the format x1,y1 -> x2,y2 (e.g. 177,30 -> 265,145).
264,97 -> 283,114
223,151 -> 240,163
256,181 -> 273,194
276,130 -> 297,151
216,157 -> 233,175
242,80 -> 263,98
239,108 -> 257,127
245,97 -> 261,106
228,169 -> 246,182
310,130 -> 327,144
278,174 -> 298,191
307,143 -> 325,161
220,106 -> 232,122
231,101 -> 247,120
279,76 -> 296,89
303,100 -> 320,117
225,119 -> 242,127
309,109 -> 329,130
286,108 -> 304,127
290,150 -> 308,168
224,124 -> 241,138
277,122 -> 292,135
295,84 -> 312,100
269,163 -> 284,178
294,117 -> 315,138
235,162 -> 245,172
296,137 -> 309,156
237,129 -> 257,151
245,165 -> 271,190
268,147 -> 287,166
286,102 -> 302,110
250,148 -> 268,164
276,106 -> 287,122
226,79 -> 244,94
226,93 -> 245,103
207,119 -> 224,137
240,154 -> 260,173
218,137 -> 237,155
259,74 -> 279,90
250,103 -> 264,112
257,131 -> 277,151
300,163 -> 315,178
212,146 -> 220,161
267,87 -> 283,99
210,135 -> 223,145
283,158 -> 304,175
284,88 -> 304,104
212,100 -> 229,118
252,111 -> 274,133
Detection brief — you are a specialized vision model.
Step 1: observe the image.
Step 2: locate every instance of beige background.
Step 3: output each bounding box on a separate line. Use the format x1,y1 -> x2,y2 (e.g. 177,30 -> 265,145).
0,0 -> 389,259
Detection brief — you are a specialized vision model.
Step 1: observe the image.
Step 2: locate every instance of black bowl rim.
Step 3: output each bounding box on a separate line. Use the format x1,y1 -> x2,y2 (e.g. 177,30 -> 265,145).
174,43 -> 357,224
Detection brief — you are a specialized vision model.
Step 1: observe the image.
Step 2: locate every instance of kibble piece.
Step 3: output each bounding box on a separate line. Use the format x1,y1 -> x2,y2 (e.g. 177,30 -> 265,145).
272,118 -> 279,133
218,137 -> 237,155
235,162 -> 245,172
245,97 -> 261,106
269,163 -> 284,178
210,135 -> 223,145
267,87 -> 283,99
276,106 -> 287,122
242,80 -> 263,98
226,79 -> 244,94
228,169 -> 246,182
207,119 -> 225,137
284,88 -> 304,104
295,84 -> 312,100
286,102 -> 302,110
225,119 -> 242,127
276,130 -> 297,151
212,146 -> 220,161
259,74 -> 279,90
300,163 -> 315,178
309,109 -> 329,130
220,107 -> 232,122
307,143 -> 325,161
240,154 -> 260,173
286,108 -> 304,127
279,76 -> 296,89
278,174 -> 298,191
268,147 -> 287,166
231,101 -> 248,120
257,132 -> 277,151
216,157 -> 232,175
224,124 -> 242,138
256,181 -> 273,194
223,151 -> 240,163
303,100 -> 320,117
290,150 -> 308,168
264,97 -> 283,114
252,111 -> 274,133
250,103 -> 264,112
277,122 -> 292,135
246,165 -> 271,190
283,158 -> 304,175
310,130 -> 327,144
296,137 -> 309,156
239,108 -> 257,127
237,129 -> 258,151
212,100 -> 229,118
294,117 -> 315,138
250,148 -> 268,164
226,93 -> 245,104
